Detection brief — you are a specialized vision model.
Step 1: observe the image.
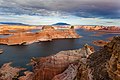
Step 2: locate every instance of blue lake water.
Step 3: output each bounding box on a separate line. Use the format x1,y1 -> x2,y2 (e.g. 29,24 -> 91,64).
0,29 -> 119,71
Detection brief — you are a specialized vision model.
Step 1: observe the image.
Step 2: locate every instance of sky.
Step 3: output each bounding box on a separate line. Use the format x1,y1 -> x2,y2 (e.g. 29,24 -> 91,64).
0,0 -> 120,26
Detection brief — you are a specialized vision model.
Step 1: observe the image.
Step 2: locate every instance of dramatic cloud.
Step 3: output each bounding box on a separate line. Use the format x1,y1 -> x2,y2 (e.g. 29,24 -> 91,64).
0,0 -> 120,18
0,0 -> 120,25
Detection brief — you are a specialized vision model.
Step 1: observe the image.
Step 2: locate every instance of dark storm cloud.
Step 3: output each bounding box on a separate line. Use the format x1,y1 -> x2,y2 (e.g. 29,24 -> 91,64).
0,0 -> 120,18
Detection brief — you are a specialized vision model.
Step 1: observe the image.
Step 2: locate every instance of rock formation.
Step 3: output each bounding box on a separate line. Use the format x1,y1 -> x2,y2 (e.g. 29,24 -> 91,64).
52,62 -> 80,80
0,26 -> 80,45
31,44 -> 93,80
92,40 -> 108,46
0,62 -> 25,80
88,36 -> 120,80
106,37 -> 120,80
79,26 -> 120,32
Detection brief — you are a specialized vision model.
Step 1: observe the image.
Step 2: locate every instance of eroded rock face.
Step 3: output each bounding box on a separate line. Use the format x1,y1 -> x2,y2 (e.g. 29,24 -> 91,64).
52,61 -> 80,80
0,62 -> 25,80
31,44 -> 93,80
106,37 -> 120,80
88,36 -> 120,80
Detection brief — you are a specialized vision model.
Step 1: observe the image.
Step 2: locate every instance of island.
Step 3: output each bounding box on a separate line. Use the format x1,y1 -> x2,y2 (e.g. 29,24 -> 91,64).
0,25 -> 81,45
92,40 -> 108,46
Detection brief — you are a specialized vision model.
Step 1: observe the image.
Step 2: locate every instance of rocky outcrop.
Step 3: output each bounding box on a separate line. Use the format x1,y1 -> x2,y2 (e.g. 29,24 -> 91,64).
31,44 -> 93,80
52,61 -> 80,80
92,40 -> 108,46
0,62 -> 25,80
88,36 -> 120,80
0,26 -> 80,45
106,37 -> 120,80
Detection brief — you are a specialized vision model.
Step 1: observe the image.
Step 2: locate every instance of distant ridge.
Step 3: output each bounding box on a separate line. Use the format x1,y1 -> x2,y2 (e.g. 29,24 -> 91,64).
0,22 -> 30,26
52,22 -> 70,25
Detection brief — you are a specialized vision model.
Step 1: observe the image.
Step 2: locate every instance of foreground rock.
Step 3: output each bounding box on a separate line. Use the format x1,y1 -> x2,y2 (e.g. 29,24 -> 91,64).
106,37 -> 120,80
30,44 -> 93,80
88,36 -> 120,80
0,62 -> 25,80
0,26 -> 80,45
30,36 -> 120,80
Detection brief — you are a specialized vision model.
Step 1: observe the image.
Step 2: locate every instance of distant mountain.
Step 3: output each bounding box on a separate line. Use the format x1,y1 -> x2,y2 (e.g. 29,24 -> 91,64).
0,22 -> 29,26
52,22 -> 70,25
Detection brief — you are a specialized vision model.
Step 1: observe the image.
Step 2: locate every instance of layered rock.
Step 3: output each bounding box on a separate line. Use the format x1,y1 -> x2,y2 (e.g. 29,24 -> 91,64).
31,44 -> 93,80
106,37 -> 120,80
0,26 -> 80,45
0,62 -> 25,80
52,61 -> 80,80
88,36 -> 120,80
